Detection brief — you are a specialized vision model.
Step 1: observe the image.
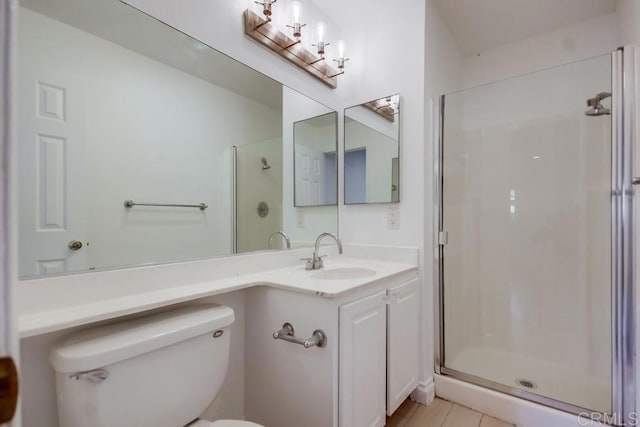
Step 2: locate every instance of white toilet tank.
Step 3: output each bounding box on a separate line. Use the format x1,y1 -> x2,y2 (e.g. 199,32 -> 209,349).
50,304 -> 235,427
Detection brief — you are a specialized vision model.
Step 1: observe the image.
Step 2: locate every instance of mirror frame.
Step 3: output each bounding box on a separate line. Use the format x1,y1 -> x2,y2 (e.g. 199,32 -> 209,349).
343,94 -> 401,205
293,111 -> 339,208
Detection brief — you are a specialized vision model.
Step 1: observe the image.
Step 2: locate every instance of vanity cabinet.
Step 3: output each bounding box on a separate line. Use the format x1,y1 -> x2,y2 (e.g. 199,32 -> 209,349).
386,278 -> 420,414
339,291 -> 387,427
245,270 -> 420,427
339,278 -> 420,427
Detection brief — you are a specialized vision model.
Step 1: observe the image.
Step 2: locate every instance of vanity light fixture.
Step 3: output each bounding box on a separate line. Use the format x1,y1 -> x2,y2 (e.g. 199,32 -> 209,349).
243,3 -> 347,88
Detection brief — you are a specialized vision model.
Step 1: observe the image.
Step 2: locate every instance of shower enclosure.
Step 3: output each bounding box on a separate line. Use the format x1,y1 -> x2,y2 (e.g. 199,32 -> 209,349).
436,48 -> 637,424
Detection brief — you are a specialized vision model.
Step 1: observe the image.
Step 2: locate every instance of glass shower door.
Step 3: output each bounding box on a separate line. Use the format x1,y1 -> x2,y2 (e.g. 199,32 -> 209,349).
439,53 -> 613,414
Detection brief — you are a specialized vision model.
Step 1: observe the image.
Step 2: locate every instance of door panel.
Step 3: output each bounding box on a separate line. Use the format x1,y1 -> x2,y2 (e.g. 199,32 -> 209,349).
18,58 -> 87,277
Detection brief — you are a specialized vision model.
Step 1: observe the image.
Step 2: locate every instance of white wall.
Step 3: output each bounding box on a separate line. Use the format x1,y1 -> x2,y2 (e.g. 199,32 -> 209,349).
462,12 -> 618,89
18,9 -> 282,273
617,0 -> 640,46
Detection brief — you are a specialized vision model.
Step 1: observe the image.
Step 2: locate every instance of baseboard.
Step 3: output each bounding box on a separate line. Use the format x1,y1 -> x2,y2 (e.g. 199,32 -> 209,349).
410,377 -> 435,405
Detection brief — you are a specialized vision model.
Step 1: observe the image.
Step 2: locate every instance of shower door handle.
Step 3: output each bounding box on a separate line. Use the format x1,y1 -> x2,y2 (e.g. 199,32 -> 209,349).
632,177 -> 640,185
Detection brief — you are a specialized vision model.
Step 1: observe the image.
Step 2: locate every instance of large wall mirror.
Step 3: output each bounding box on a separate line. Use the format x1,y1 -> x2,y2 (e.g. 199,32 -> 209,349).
17,0 -> 338,279
344,94 -> 400,204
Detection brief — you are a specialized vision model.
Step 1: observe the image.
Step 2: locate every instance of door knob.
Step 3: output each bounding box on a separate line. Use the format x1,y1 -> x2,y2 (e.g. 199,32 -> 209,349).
68,240 -> 83,251
0,357 -> 18,423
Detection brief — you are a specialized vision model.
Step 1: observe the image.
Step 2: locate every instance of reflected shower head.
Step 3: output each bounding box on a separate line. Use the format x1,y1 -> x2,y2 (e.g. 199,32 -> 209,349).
261,157 -> 271,170
585,92 -> 611,116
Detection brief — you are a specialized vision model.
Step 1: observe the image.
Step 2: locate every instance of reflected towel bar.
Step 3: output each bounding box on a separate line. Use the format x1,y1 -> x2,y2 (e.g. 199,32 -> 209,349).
124,200 -> 208,211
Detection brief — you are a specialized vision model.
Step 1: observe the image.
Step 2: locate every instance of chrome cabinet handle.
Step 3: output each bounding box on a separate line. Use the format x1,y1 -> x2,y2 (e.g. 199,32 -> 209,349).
68,240 -> 83,251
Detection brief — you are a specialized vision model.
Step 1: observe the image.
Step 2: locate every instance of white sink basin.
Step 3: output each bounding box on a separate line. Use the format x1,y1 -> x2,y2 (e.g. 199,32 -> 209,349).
311,267 -> 377,280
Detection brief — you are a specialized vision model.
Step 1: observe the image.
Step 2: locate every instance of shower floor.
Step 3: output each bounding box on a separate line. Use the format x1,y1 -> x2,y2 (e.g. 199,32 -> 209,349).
446,346 -> 610,414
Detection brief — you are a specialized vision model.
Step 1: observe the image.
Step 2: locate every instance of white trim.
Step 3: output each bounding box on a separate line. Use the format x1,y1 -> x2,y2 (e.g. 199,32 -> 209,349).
410,377 -> 435,405
0,0 -> 20,425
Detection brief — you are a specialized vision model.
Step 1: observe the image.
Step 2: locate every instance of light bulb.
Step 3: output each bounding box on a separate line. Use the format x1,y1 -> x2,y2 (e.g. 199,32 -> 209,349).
292,1 -> 302,23
338,40 -> 345,58
316,21 -> 325,43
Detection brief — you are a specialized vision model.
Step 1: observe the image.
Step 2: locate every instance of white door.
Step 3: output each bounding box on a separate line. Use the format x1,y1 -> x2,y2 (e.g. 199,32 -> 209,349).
339,291 -> 387,427
17,39 -> 87,277
387,278 -> 420,415
295,145 -> 324,205
1,1 -> 21,425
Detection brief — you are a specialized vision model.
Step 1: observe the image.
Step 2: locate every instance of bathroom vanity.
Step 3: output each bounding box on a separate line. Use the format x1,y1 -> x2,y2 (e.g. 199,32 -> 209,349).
17,245 -> 419,427
245,263 -> 419,427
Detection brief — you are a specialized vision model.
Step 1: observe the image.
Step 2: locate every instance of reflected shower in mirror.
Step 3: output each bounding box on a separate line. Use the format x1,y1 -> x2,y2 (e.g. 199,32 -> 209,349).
17,0 -> 338,279
344,94 -> 400,204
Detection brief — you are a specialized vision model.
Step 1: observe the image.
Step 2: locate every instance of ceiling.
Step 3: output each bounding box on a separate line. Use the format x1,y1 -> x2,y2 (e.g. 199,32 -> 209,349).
433,0 -> 617,55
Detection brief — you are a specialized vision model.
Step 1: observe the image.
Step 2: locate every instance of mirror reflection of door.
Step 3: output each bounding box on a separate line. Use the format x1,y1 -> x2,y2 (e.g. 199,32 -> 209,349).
293,112 -> 338,207
18,59 -> 88,277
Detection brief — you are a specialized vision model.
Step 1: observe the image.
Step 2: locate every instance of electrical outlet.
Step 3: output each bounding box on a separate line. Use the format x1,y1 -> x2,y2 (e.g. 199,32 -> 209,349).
296,210 -> 305,228
387,206 -> 399,230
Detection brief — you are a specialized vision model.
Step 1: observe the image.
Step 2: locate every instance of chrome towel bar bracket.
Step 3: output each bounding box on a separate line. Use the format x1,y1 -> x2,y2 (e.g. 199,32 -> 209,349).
124,200 -> 208,211
273,322 -> 327,348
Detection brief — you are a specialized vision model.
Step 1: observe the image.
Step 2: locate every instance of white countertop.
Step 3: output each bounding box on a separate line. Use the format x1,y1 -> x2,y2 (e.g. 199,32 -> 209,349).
18,251 -> 418,338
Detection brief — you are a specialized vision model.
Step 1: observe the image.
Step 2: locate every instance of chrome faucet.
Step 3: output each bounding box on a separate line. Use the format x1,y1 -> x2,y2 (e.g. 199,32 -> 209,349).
268,231 -> 291,249
303,232 -> 343,270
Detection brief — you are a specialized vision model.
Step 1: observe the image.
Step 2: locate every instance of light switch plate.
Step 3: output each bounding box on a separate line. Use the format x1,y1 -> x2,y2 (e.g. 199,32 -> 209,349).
296,210 -> 305,228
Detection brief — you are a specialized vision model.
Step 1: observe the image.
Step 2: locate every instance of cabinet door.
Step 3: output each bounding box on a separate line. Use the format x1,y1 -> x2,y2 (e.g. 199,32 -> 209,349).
339,290 -> 387,427
387,278 -> 420,415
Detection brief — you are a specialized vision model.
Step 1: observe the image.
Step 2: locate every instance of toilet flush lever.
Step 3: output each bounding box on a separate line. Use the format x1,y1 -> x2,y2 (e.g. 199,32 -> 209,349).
69,368 -> 110,384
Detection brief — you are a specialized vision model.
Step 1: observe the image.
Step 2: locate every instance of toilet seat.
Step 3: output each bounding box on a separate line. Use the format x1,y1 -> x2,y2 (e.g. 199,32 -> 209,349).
190,419 -> 264,427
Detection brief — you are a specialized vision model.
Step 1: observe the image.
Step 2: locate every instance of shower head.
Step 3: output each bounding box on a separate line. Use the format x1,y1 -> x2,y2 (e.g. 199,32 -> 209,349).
261,157 -> 271,170
585,92 -> 611,116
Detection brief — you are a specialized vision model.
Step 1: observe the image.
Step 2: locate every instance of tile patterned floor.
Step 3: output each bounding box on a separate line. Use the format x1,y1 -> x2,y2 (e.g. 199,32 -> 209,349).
387,398 -> 516,427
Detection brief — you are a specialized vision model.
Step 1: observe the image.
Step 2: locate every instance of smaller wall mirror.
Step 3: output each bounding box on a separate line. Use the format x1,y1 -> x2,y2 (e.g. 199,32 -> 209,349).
294,112 -> 338,207
344,94 -> 400,204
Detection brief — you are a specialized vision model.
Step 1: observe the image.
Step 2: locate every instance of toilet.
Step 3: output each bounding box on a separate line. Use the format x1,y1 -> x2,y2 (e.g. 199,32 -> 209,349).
49,304 -> 263,427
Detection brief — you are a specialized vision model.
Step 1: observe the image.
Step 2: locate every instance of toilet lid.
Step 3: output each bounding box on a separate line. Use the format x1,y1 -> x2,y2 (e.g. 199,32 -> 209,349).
191,420 -> 263,427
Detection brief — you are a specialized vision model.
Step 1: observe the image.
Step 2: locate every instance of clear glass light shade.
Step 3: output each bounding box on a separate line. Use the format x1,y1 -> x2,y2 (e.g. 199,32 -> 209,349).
291,1 -> 302,22
316,21 -> 326,43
